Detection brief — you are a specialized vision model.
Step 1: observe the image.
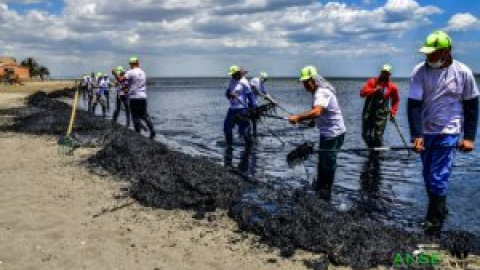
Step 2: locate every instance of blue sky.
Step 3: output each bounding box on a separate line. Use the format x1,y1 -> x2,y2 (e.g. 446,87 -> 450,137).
1,0 -> 479,77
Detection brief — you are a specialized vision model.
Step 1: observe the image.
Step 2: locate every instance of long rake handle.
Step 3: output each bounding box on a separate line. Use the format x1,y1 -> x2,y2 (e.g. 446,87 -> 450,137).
390,116 -> 411,155
260,94 -> 294,115
315,145 -> 458,153
66,87 -> 80,136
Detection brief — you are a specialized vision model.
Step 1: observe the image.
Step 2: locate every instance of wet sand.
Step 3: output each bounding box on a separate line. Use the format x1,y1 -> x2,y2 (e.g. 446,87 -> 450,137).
0,90 -> 317,270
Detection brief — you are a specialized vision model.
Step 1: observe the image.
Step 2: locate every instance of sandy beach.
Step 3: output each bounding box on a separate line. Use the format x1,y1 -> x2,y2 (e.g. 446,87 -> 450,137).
0,88 -> 318,270
0,81 -> 77,94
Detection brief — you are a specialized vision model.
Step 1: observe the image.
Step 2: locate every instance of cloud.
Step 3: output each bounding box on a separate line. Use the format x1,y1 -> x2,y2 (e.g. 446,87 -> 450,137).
445,13 -> 480,31
0,0 -> 446,76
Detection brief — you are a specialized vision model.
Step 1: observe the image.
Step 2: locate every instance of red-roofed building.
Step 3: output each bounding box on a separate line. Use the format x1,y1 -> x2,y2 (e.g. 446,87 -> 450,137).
0,56 -> 30,80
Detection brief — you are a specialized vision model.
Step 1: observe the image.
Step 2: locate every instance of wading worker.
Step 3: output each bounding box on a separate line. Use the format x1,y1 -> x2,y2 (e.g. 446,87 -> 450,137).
113,57 -> 155,139
249,72 -> 275,137
408,30 -> 479,233
224,65 -> 256,146
360,64 -> 399,147
92,72 -> 108,118
288,66 -> 346,201
112,66 -> 130,128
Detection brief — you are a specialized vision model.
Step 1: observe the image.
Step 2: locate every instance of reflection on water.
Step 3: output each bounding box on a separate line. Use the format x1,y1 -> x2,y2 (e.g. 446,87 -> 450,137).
77,77 -> 480,235
224,144 -> 258,178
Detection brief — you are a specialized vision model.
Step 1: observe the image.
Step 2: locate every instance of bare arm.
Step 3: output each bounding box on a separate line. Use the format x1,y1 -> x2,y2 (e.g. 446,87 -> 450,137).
288,106 -> 323,124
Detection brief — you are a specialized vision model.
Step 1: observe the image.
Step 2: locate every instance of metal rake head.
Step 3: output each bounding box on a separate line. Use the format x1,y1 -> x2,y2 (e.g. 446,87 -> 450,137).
256,103 -> 277,117
58,136 -> 77,156
286,142 -> 315,168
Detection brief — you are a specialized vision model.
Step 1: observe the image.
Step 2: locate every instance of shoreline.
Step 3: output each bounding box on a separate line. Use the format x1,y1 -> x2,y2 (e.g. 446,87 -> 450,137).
0,84 -> 479,269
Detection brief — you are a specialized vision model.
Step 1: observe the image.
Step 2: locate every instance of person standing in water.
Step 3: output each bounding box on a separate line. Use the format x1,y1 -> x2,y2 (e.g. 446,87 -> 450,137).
249,71 -> 277,137
112,66 -> 131,127
113,57 -> 155,139
360,64 -> 400,147
288,66 -> 346,201
224,65 -> 256,146
92,72 -> 108,118
408,30 -> 479,233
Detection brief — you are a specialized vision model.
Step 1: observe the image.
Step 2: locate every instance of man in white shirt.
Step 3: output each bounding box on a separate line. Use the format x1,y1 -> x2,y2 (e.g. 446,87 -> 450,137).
288,66 -> 346,201
79,73 -> 90,107
249,72 -> 276,137
112,66 -> 130,128
114,57 -> 155,139
87,72 -> 96,112
92,72 -> 108,118
408,30 -> 479,233
224,65 -> 256,145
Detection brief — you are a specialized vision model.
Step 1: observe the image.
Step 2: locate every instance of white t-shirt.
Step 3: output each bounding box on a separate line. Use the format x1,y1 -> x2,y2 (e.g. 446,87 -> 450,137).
80,76 -> 90,87
125,67 -> 147,99
313,86 -> 346,138
408,60 -> 479,134
97,78 -> 109,94
250,77 -> 266,95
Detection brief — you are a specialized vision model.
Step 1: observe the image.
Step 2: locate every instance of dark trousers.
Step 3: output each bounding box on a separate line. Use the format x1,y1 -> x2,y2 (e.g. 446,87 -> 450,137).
223,108 -> 252,145
130,98 -> 155,136
81,86 -> 88,102
113,94 -> 130,127
87,89 -> 93,112
105,90 -> 110,110
362,95 -> 389,147
362,112 -> 388,147
252,118 -> 258,137
315,133 -> 345,197
92,93 -> 106,117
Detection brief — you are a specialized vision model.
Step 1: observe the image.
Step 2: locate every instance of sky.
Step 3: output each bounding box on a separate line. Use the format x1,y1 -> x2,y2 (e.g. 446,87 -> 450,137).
0,0 -> 479,78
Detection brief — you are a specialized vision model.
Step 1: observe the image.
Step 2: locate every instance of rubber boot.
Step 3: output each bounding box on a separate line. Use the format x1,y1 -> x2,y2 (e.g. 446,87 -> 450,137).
315,169 -> 335,201
225,134 -> 233,146
144,117 -> 155,139
424,195 -> 447,234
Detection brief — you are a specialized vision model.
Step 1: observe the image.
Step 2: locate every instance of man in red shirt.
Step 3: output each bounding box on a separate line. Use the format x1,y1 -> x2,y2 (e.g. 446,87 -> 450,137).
360,64 -> 400,147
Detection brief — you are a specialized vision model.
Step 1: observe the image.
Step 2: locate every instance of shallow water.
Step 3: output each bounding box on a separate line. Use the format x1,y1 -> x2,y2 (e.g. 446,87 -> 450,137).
81,77 -> 480,235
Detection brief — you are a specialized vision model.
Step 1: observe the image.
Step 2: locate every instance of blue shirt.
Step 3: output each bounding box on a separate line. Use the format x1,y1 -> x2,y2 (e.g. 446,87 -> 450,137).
225,77 -> 256,110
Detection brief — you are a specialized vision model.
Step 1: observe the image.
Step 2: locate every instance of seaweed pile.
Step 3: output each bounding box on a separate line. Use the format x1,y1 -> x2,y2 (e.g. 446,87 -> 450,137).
0,90 -> 477,269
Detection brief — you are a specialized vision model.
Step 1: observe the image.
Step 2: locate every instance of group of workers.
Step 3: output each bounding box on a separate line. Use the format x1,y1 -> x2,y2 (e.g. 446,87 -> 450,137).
74,30 -> 477,234
78,57 -> 155,139
224,30 -> 479,233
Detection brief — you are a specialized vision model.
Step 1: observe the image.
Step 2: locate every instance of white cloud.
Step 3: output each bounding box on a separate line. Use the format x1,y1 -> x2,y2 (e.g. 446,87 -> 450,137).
0,0 -> 446,76
446,13 -> 480,31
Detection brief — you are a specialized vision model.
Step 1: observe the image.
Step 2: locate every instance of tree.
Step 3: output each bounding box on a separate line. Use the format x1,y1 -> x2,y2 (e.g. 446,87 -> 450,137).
38,66 -> 50,81
20,57 -> 39,79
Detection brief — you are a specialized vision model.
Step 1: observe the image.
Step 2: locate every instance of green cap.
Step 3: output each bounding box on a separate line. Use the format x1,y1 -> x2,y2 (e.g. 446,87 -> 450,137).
115,66 -> 125,74
229,65 -> 247,75
419,30 -> 452,54
97,72 -> 103,77
381,64 -> 392,73
299,66 -> 318,81
260,71 -> 268,79
129,56 -> 139,64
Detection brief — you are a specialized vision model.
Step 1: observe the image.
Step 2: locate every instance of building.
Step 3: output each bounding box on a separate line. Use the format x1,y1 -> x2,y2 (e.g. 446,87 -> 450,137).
0,56 -> 30,80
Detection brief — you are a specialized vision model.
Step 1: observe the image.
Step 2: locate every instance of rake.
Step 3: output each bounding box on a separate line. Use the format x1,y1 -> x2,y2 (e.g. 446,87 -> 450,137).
286,143 -> 459,168
58,87 -> 80,156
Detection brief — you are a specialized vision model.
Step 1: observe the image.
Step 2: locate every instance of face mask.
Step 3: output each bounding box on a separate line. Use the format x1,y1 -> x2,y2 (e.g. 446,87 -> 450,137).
427,59 -> 445,69
427,51 -> 446,69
